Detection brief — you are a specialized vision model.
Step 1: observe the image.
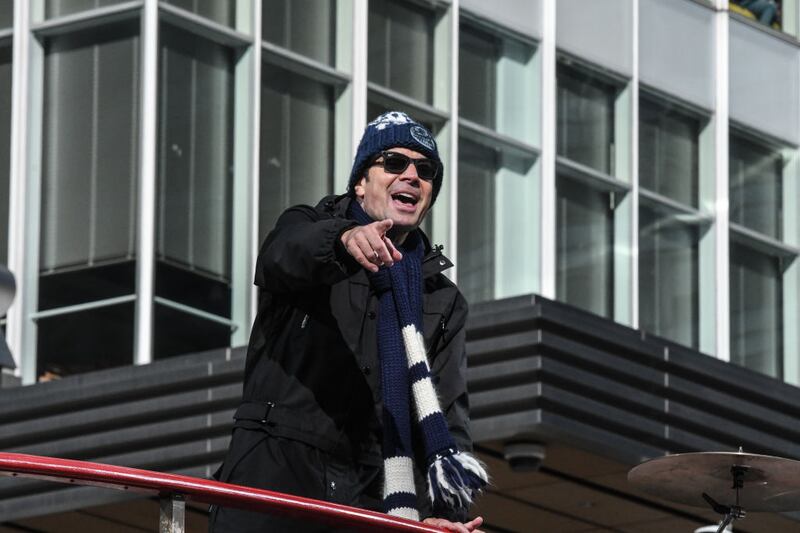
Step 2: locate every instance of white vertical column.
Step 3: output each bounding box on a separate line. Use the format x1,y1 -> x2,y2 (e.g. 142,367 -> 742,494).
247,1 -> 263,333
233,1 -> 260,348
351,0 -> 368,149
334,1 -> 356,193
539,0 -> 557,299
249,0 -> 263,338
447,0 -> 459,283
783,152 -> 799,385
713,0 -> 730,361
134,0 -> 159,366
7,0 -> 33,379
629,0 -> 640,329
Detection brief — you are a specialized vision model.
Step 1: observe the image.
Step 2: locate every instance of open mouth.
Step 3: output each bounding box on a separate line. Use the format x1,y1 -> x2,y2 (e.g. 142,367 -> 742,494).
391,192 -> 419,207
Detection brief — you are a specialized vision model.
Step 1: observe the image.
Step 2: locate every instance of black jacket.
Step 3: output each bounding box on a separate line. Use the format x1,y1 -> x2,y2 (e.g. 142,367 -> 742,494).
221,194 -> 472,523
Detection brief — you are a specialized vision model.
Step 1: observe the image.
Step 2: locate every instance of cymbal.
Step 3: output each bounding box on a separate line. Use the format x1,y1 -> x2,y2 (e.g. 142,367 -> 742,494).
628,452 -> 800,512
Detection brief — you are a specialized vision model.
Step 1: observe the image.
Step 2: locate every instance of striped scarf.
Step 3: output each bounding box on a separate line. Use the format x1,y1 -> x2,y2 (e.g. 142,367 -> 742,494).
349,202 -> 488,521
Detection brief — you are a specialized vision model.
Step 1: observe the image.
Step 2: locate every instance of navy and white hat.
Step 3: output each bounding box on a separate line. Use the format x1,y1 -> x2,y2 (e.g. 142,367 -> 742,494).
348,111 -> 443,202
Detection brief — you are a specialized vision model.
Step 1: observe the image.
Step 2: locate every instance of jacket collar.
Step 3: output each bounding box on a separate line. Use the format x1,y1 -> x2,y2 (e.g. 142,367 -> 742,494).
317,194 -> 453,279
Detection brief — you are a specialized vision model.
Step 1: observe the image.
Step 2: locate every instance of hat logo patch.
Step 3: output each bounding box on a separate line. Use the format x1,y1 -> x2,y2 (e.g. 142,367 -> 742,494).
410,125 -> 435,151
369,111 -> 412,131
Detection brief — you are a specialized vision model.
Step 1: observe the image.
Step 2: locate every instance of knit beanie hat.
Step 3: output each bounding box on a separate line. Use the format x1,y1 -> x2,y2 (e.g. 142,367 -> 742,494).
348,111 -> 443,202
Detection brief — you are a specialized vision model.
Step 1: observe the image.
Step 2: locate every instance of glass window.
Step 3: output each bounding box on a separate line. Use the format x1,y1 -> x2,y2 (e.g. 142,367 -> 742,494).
730,242 -> 783,378
259,63 -> 334,238
556,176 -> 614,318
730,133 -> 783,240
459,24 -> 499,130
457,139 -> 496,304
458,21 -> 538,143
639,97 -> 701,208
557,63 -> 617,175
37,22 -> 139,380
0,3 -> 12,29
162,0 -> 236,28
0,46 -> 11,267
155,25 -> 235,358
39,22 -> 139,311
457,138 -> 537,304
45,0 -> 127,19
368,0 -> 435,104
153,303 -> 230,358
639,203 -> 700,348
37,302 -> 134,379
262,0 -> 336,66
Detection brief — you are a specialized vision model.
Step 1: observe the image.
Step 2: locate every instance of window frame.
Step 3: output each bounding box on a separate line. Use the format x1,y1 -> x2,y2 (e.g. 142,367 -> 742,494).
554,56 -> 632,323
727,123 -> 800,382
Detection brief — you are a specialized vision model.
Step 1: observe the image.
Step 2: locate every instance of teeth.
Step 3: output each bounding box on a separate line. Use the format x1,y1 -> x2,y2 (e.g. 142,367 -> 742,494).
393,193 -> 417,204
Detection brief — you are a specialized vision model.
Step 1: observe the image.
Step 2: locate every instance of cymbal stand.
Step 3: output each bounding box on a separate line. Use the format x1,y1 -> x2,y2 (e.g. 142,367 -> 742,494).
702,465 -> 749,533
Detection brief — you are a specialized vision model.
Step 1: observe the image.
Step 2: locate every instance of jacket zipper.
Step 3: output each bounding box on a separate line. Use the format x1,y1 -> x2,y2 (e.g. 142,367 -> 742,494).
427,316 -> 447,356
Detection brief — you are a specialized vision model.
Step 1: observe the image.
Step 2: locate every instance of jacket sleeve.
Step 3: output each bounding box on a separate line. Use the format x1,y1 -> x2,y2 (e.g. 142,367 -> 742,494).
255,204 -> 359,293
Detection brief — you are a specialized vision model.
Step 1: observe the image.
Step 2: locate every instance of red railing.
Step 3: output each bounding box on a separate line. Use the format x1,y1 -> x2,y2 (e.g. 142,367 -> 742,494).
0,452 -> 447,532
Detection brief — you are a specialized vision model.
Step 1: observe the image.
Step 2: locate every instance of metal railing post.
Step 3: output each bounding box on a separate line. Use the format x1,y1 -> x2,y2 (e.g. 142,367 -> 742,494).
159,494 -> 186,533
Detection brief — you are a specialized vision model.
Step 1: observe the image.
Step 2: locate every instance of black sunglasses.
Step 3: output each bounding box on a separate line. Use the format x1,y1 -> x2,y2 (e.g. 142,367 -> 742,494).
369,151 -> 441,181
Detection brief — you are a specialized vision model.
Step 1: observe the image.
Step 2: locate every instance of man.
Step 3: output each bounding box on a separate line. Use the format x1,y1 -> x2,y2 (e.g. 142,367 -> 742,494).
734,0 -> 778,26
210,112 -> 487,532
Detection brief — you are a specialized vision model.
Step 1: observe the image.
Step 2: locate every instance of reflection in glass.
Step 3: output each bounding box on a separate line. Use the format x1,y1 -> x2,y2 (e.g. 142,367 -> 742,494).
40,23 -> 139,309
37,302 -> 134,379
730,134 -> 782,240
163,0 -> 236,28
730,242 -> 783,378
0,47 -> 11,267
457,139 -> 496,304
260,63 -> 334,239
368,0 -> 434,103
557,64 -> 616,175
459,25 -> 499,129
639,203 -> 699,348
155,25 -> 234,358
262,0 -> 336,66
639,97 -> 700,207
45,0 -> 126,19
556,177 -> 614,318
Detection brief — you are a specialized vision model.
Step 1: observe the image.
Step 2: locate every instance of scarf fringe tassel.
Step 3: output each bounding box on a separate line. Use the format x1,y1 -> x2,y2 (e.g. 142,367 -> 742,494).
427,451 -> 489,510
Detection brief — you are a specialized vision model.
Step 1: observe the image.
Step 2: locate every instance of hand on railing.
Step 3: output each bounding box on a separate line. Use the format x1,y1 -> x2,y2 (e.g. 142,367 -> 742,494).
423,516 -> 485,533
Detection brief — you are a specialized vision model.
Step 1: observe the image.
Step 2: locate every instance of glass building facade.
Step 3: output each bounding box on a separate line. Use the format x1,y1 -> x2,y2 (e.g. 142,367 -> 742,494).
0,0 -> 799,388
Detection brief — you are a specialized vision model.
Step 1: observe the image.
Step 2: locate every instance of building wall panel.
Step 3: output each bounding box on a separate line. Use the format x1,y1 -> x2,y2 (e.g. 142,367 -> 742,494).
461,0 -> 541,39
639,0 -> 715,109
556,0 -> 633,77
730,18 -> 800,143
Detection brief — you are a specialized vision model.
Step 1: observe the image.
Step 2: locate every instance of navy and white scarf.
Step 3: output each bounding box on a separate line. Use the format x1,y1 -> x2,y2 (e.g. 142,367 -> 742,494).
349,202 -> 488,521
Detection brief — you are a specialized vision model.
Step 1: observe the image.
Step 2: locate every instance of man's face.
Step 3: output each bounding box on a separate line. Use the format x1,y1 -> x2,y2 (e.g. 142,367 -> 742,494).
354,147 -> 434,238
